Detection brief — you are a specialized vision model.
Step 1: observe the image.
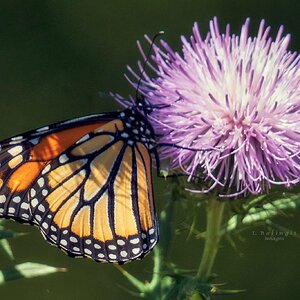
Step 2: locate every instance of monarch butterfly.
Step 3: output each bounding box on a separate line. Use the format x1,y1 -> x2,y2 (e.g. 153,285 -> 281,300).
0,106 -> 159,264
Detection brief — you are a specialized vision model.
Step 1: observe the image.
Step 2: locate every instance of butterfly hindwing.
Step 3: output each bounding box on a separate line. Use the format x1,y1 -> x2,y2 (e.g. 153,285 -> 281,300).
0,109 -> 158,263
29,120 -> 158,263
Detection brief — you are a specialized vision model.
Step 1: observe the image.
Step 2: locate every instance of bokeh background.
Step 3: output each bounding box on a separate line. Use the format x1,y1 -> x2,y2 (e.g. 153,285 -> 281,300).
0,1 -> 299,299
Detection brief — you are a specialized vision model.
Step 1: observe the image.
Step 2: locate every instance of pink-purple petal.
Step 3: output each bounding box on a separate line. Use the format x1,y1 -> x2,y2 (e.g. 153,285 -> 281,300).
119,18 -> 300,197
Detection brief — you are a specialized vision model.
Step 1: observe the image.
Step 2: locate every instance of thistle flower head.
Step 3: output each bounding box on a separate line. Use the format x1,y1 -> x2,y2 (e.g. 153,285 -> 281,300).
122,18 -> 300,197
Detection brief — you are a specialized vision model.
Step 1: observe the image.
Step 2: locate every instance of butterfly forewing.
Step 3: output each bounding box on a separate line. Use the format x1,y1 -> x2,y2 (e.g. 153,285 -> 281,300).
0,117 -> 108,222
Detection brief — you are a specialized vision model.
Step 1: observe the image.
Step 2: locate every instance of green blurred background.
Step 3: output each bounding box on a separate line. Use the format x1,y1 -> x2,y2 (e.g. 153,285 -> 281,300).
0,1 -> 299,299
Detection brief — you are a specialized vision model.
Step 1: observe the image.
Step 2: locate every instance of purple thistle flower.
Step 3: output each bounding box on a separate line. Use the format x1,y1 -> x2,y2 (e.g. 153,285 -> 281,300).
120,18 -> 300,197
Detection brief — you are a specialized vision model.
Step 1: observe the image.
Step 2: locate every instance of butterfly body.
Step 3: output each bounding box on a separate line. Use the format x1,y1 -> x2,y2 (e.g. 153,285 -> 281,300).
0,107 -> 158,263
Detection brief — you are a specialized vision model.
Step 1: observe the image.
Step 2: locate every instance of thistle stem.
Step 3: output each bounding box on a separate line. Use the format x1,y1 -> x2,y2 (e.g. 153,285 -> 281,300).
145,182 -> 176,298
197,197 -> 225,279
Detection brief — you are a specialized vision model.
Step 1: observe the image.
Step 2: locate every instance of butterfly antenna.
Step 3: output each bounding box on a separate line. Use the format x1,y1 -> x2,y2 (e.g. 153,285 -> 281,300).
135,31 -> 165,101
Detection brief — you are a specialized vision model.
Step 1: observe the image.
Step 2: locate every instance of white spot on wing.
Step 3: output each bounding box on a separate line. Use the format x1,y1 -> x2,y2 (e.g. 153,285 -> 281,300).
59,154 -> 68,164
60,239 -> 67,246
117,239 -> 125,246
121,132 -> 129,138
11,136 -> 23,141
36,126 -> 49,132
132,248 -> 140,255
42,164 -> 51,175
70,237 -> 78,243
130,238 -> 139,244
12,196 -> 21,203
0,195 -> 6,203
31,198 -> 38,207
21,202 -> 29,210
35,215 -> 42,222
8,207 -> 15,214
8,145 -> 23,156
8,154 -> 23,168
30,188 -> 36,197
149,228 -> 155,235
30,138 -> 39,145
120,251 -> 127,257
84,249 -> 92,255
108,254 -> 117,260
42,189 -> 48,196
37,178 -> 45,187
38,204 -> 45,212
76,134 -> 90,144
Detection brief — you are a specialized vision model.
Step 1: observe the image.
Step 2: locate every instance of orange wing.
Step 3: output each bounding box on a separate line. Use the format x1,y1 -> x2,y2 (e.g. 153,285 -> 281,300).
0,110 -> 158,263
0,119 -> 106,222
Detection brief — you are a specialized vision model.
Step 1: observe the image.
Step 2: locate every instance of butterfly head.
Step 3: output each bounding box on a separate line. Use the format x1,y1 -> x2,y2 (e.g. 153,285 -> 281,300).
133,92 -> 171,117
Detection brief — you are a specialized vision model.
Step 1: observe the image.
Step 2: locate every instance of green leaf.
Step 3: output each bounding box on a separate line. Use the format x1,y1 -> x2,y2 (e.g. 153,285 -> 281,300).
0,225 -> 28,260
0,229 -> 27,240
221,193 -> 300,236
0,239 -> 14,260
114,265 -> 146,293
0,262 -> 67,285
